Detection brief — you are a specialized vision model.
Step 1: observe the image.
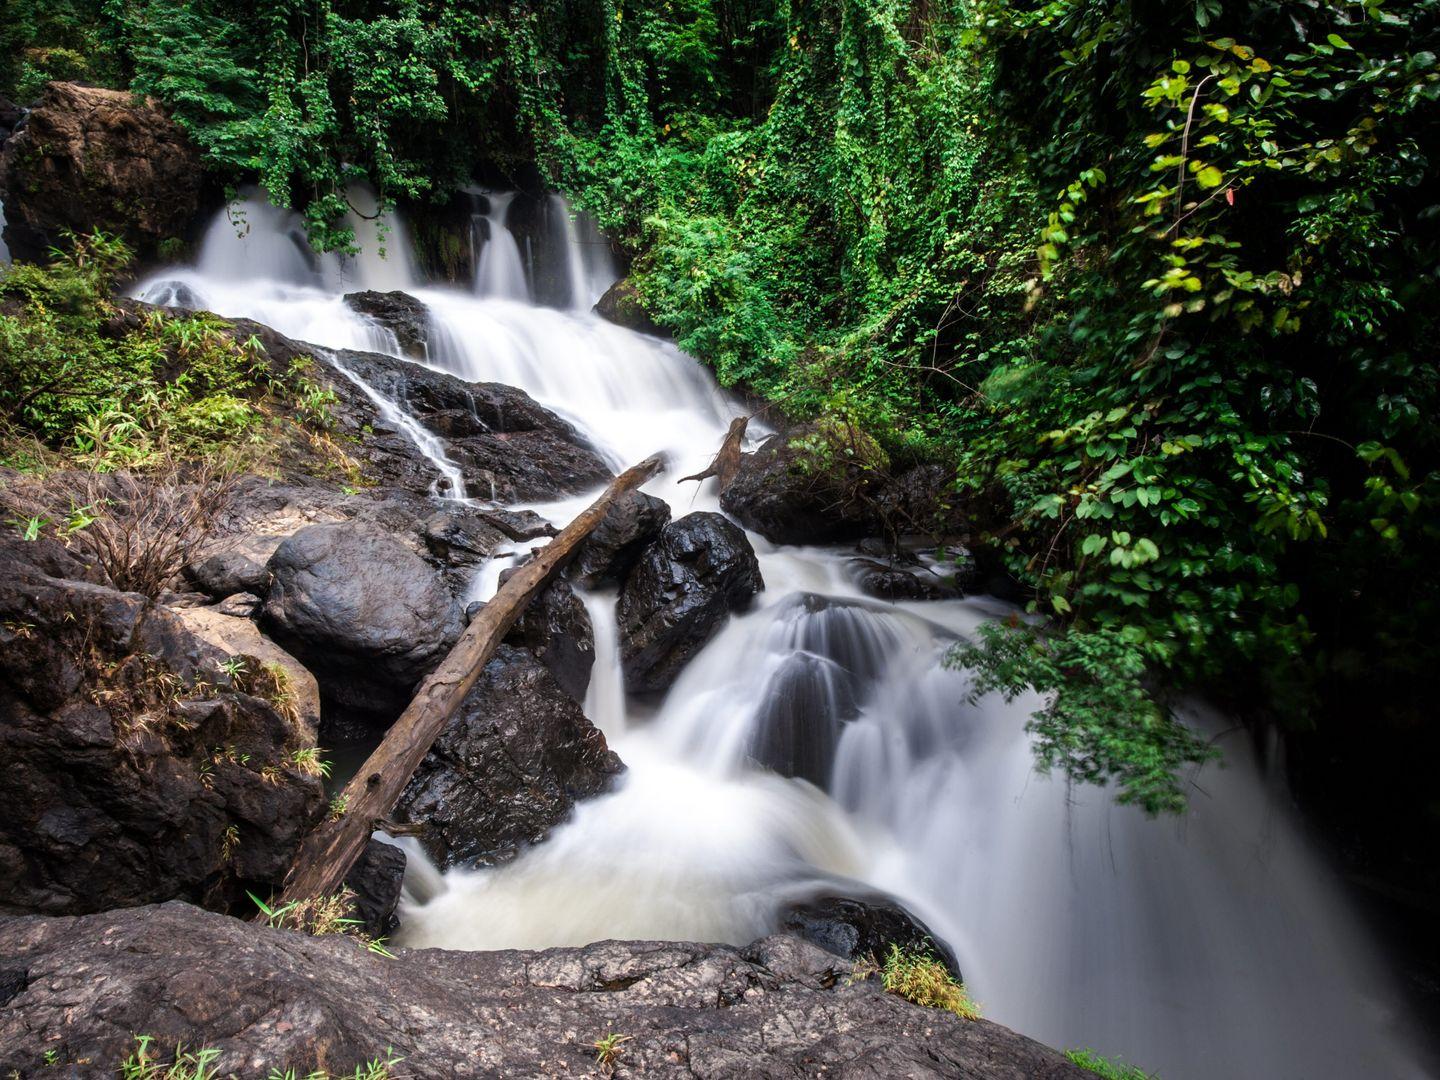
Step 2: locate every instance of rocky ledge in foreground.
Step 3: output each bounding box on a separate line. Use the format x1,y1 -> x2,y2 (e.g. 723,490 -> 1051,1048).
0,902 -> 1083,1079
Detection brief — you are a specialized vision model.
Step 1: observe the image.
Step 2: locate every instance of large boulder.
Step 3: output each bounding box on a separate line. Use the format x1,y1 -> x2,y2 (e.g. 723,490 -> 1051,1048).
394,645 -> 622,868
594,276 -> 665,336
0,82 -> 203,262
261,522 -> 463,715
343,290 -> 430,360
0,903 -> 1087,1078
0,545 -> 324,917
571,488 -> 671,588
617,512 -> 764,694
720,428 -> 885,545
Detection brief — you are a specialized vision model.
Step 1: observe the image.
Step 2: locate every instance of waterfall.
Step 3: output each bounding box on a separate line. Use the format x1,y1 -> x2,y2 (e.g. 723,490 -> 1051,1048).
133,191 -> 1435,1080
473,192 -> 528,301
0,197 -> 10,264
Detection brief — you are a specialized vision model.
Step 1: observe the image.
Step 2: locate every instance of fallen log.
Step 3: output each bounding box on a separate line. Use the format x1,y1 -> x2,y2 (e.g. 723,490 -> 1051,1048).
273,453 -> 665,907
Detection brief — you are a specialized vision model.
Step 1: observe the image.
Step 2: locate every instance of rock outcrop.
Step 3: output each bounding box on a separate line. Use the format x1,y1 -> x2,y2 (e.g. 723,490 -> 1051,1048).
720,429 -> 884,545
0,902 -> 1086,1078
0,82 -> 203,262
343,290 -> 430,359
261,521 -> 463,715
331,348 -> 611,501
617,512 -> 764,694
594,276 -> 666,336
849,558 -> 959,601
0,544 -> 324,917
394,645 -> 622,868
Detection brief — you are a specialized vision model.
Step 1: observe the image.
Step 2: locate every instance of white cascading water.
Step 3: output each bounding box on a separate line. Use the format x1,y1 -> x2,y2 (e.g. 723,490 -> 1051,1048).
0,198 -> 11,264
133,191 -> 1434,1080
472,191 -> 528,301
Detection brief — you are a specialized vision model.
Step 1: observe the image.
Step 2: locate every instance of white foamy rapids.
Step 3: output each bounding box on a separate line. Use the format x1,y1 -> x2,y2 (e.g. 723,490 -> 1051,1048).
137,192 -> 1433,1080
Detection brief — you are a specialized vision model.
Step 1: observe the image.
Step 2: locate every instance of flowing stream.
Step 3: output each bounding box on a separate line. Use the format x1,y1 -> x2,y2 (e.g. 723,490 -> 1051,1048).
134,191 -> 1433,1080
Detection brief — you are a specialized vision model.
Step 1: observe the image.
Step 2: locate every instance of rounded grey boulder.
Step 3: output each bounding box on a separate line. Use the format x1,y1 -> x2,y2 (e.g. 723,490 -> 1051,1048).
261,522 -> 462,714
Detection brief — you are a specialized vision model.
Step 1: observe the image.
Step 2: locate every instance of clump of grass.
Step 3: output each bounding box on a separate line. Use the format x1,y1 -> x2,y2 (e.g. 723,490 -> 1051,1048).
327,793 -> 348,821
249,889 -> 395,959
254,660 -> 300,725
593,1032 -> 632,1072
1065,1049 -> 1157,1079
219,823 -> 240,863
119,1036 -> 221,1080
289,745 -> 330,779
865,944 -> 980,1021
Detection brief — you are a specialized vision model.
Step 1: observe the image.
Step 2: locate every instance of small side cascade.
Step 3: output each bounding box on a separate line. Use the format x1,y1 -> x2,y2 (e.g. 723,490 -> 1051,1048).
474,192 -> 528,301
0,197 -> 10,264
318,348 -> 469,502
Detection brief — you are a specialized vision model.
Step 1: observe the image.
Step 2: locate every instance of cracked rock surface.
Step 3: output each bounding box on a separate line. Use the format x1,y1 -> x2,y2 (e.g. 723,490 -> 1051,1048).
0,902 -> 1084,1078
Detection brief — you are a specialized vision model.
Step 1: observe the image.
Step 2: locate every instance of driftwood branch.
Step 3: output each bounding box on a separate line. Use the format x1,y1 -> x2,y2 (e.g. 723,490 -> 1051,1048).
273,452 -> 666,907
678,415 -> 749,490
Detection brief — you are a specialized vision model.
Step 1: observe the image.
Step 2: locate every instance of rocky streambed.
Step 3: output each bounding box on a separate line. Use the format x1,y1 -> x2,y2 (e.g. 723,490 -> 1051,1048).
0,280 -> 1050,1075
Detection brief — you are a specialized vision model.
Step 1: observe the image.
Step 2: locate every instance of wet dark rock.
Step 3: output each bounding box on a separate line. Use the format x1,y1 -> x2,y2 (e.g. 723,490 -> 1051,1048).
0,902 -> 1086,1078
394,645 -> 621,868
749,652 -> 859,786
343,290 -> 430,360
849,559 -> 959,602
503,576 -> 595,704
0,544 -> 324,916
474,507 -> 556,542
343,839 -> 406,940
502,192 -> 572,307
782,893 -> 963,981
617,512 -> 764,694
420,508 -> 506,568
773,593 -> 902,684
571,488 -> 671,588
333,349 -> 611,501
403,189 -> 479,282
594,276 -> 665,336
721,429 -> 884,545
0,82 -> 203,262
261,522 -> 463,714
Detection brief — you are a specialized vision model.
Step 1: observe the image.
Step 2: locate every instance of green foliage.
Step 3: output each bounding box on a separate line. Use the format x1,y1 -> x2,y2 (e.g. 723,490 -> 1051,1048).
0,233 -> 340,469
1066,1048 -> 1157,1079
13,0 -> 1438,814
